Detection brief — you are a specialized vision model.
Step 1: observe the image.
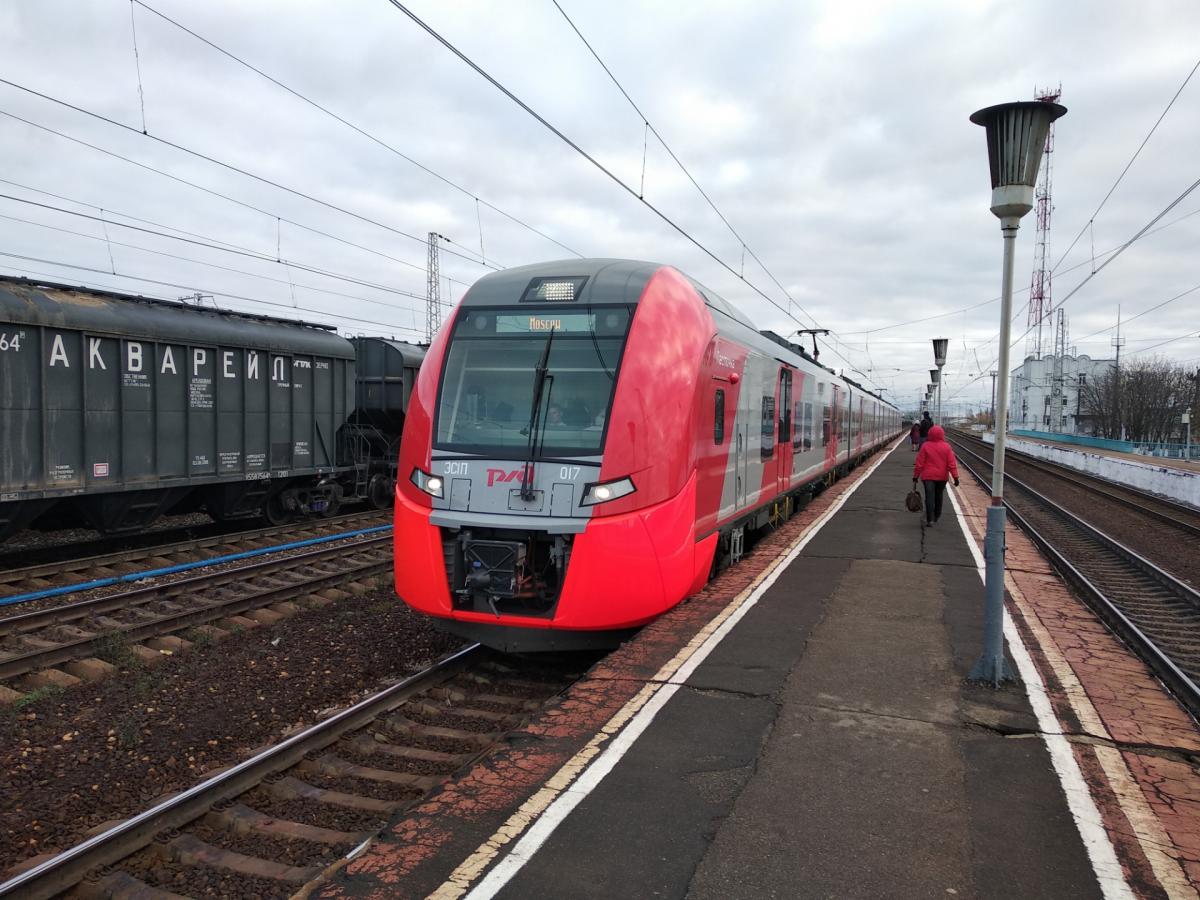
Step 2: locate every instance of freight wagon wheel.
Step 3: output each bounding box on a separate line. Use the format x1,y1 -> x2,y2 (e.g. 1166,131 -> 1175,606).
368,474 -> 394,510
321,485 -> 343,518
263,493 -> 293,526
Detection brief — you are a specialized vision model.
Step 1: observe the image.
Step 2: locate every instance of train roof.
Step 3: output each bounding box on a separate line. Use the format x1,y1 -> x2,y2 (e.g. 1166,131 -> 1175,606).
0,276 -> 356,358
459,258 -> 759,326
350,336 -> 427,368
457,260 -> 895,409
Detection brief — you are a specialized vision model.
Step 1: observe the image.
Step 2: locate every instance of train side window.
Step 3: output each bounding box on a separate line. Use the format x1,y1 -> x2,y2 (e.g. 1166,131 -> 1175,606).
714,389 -> 725,445
821,404 -> 830,447
803,402 -> 814,450
760,396 -> 775,459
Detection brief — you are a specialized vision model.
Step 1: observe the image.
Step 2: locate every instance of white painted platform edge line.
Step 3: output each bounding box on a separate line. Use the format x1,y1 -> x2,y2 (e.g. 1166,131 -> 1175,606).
462,444 -> 899,900
946,487 -> 1133,900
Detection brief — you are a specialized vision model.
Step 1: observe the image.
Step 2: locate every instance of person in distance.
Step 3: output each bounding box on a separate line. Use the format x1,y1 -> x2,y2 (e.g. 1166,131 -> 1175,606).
917,410 -> 934,448
913,425 -> 959,527
909,421 -> 921,452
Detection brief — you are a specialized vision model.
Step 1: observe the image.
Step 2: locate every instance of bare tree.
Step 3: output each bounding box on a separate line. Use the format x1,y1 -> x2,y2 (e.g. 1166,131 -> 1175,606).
1079,357 -> 1192,442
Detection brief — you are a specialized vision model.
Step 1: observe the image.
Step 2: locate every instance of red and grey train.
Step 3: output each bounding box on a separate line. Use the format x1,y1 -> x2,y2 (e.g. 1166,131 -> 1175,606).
395,259 -> 901,650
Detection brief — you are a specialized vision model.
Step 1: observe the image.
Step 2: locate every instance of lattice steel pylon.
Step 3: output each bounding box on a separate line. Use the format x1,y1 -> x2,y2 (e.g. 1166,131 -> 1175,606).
1027,85 -> 1062,361
1049,307 -> 1069,432
426,231 -> 442,344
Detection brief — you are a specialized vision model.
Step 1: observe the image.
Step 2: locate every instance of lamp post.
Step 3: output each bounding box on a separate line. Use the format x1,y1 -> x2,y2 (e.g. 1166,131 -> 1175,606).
933,338 -> 948,425
929,369 -> 941,423
969,99 -> 1067,685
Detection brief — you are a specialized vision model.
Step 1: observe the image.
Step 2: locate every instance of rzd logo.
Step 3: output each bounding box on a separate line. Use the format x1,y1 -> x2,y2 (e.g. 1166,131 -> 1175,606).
486,466 -> 532,487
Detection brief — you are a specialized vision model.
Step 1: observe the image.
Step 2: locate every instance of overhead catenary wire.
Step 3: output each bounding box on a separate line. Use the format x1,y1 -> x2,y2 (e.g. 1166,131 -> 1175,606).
130,0 -> 584,260
382,1 -> 886,389
0,209 -> 453,317
1071,281 -> 1200,345
0,108 -> 484,286
0,192 -> 445,306
0,78 -> 500,270
1053,54 -> 1200,273
549,0 -> 824,333
0,176 -> 476,292
1125,328 -> 1200,358
0,250 -> 425,336
1052,170 -> 1200,310
838,202 -> 1200,340
127,0 -> 148,133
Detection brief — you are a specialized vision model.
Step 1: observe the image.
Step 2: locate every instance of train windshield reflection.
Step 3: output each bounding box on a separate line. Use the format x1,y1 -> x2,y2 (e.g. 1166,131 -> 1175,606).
435,306 -> 632,456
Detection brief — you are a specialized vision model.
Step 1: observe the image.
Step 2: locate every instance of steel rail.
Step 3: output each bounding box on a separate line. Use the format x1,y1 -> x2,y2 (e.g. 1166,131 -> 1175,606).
955,448 -> 1200,719
0,534 -> 391,636
0,643 -> 483,900
0,537 -> 391,680
0,510 -> 388,586
951,431 -> 1200,536
954,440 -> 1200,602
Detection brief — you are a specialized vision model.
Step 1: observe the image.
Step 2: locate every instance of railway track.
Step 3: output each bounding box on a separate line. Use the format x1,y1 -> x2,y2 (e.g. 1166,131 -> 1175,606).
951,430 -> 1200,538
0,644 -> 583,899
0,511 -> 388,602
0,511 -> 390,600
953,440 -> 1200,717
0,509 -> 376,574
0,532 -> 393,685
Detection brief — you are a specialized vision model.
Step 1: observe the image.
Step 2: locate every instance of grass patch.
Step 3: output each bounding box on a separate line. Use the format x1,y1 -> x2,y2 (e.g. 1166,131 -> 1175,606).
116,716 -> 141,749
92,630 -> 139,668
183,626 -> 215,649
129,670 -> 158,701
13,683 -> 65,710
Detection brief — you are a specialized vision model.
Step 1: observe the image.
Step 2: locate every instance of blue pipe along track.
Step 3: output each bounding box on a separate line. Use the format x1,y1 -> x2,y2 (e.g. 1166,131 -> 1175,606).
0,524 -> 394,608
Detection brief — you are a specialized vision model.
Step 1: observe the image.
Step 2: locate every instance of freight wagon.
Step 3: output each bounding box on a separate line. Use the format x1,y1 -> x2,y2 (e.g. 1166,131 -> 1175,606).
0,277 -> 423,542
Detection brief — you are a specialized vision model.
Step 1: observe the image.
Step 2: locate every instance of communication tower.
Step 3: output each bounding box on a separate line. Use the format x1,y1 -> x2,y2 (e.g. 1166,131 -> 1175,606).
1027,85 -> 1062,361
426,232 -> 442,344
1049,308 -> 1069,431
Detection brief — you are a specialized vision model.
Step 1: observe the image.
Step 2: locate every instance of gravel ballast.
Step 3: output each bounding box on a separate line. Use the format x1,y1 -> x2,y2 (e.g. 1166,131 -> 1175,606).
0,585 -> 462,875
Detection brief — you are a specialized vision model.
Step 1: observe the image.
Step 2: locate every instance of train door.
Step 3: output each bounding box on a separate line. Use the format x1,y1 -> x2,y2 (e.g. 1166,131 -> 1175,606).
776,366 -> 794,495
734,385 -> 748,511
825,384 -> 840,471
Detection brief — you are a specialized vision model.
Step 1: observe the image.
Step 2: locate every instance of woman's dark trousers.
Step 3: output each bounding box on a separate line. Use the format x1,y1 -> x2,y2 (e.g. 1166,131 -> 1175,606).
923,479 -> 947,523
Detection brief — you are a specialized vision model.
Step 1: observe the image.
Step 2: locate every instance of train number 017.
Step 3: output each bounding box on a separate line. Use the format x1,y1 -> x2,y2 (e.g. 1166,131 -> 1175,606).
0,331 -> 24,352
559,466 -> 581,480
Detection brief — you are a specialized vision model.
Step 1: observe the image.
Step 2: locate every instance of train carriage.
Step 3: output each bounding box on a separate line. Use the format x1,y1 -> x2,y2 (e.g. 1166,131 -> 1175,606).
394,259 -> 901,650
0,277 -> 423,541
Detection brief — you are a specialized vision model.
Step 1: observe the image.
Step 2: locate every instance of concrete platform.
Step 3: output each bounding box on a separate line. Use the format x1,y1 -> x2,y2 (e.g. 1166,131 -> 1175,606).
319,440 -> 1200,900
482,447 -> 1099,900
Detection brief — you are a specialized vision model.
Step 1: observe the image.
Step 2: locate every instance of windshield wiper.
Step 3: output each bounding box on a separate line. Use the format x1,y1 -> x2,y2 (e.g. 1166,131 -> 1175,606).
519,327 -> 556,500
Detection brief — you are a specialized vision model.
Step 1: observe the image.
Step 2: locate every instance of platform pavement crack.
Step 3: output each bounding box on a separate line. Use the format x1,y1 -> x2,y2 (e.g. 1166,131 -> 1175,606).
680,683 -> 776,701
963,716 -> 1200,762
796,699 -> 957,731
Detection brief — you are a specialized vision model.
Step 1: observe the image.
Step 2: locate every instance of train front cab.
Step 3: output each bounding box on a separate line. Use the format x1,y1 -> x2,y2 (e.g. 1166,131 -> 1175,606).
394,264 -> 716,651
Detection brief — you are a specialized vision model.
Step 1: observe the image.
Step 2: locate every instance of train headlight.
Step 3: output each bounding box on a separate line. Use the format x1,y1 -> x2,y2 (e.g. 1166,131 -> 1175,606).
410,468 -> 444,498
580,476 -> 635,507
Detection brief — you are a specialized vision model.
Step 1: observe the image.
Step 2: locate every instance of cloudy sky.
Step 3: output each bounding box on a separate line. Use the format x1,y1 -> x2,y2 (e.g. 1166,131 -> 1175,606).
2,0 -> 1198,412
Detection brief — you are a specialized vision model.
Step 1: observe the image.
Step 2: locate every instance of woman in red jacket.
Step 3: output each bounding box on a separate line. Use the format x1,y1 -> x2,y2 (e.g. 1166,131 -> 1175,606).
913,425 -> 960,526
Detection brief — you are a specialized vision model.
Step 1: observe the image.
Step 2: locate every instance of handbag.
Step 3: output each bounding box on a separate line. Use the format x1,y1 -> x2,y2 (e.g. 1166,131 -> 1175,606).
905,488 -> 923,513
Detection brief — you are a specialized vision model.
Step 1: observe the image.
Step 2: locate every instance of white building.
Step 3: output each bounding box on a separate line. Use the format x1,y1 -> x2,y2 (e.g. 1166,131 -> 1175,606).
1008,354 -> 1115,435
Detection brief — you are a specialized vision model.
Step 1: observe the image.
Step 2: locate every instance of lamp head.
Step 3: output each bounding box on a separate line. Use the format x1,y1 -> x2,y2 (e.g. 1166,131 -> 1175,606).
930,369 -> 940,385
970,100 -> 1067,220
932,338 -> 949,367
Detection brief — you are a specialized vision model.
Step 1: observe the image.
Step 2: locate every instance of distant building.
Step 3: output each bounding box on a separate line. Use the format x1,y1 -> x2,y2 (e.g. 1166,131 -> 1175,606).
1009,354 -> 1115,435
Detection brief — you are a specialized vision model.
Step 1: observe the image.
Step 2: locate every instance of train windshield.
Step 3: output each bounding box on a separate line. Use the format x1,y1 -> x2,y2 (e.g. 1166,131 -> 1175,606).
435,306 -> 633,456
